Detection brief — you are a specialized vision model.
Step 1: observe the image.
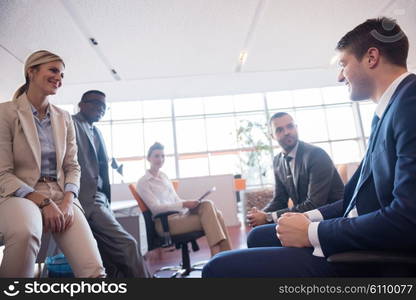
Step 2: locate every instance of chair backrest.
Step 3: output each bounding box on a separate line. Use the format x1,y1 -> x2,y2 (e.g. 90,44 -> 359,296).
128,183 -> 161,250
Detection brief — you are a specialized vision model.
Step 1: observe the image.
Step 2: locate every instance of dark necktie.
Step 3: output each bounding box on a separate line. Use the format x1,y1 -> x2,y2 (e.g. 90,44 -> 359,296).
368,114 -> 380,146
344,114 -> 380,216
284,155 -> 297,202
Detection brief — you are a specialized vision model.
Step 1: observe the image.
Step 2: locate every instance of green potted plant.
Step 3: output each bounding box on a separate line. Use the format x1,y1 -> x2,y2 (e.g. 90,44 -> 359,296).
236,120 -> 274,187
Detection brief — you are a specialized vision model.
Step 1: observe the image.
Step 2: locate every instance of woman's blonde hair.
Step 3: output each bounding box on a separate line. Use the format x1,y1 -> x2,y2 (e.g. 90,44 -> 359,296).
12,50 -> 65,101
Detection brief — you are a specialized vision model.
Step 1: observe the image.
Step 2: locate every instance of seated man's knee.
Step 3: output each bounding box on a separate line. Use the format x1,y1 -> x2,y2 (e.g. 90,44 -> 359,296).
246,226 -> 263,248
202,252 -> 228,278
7,221 -> 42,251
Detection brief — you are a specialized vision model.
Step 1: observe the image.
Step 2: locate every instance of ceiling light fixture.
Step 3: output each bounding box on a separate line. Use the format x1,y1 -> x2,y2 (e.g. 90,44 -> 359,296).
239,50 -> 248,65
235,50 -> 248,72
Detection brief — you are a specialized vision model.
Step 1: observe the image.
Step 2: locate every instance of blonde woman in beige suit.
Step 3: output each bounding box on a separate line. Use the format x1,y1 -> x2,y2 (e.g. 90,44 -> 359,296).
0,50 -> 105,277
136,142 -> 232,256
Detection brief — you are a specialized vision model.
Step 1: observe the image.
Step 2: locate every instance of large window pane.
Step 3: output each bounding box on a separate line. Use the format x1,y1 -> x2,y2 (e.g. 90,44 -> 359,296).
325,106 -> 357,140
292,88 -> 323,107
295,108 -> 329,142
175,118 -> 207,153
209,153 -> 240,176
203,96 -> 234,114
142,99 -> 171,118
266,91 -> 293,109
322,86 -> 351,104
359,101 -> 377,137
179,156 -> 209,178
114,159 -> 145,184
206,116 -> 238,151
110,101 -> 142,120
144,120 -> 174,154
331,140 -> 361,164
112,122 -> 144,158
233,93 -> 264,112
174,97 -> 203,116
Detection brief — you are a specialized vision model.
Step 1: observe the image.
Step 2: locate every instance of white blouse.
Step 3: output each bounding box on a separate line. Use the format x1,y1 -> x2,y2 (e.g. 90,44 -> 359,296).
136,170 -> 186,215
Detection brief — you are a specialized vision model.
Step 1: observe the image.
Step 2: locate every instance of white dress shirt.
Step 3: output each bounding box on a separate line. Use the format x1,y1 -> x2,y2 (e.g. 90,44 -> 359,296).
307,71 -> 412,257
136,170 -> 186,216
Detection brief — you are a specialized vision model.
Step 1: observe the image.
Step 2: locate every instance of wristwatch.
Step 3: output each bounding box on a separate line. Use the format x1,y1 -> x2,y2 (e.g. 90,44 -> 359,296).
265,212 -> 274,223
39,198 -> 52,209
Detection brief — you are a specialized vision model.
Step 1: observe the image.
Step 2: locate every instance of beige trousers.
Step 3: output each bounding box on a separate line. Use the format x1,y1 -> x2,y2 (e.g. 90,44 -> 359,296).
0,182 -> 105,278
155,200 -> 232,253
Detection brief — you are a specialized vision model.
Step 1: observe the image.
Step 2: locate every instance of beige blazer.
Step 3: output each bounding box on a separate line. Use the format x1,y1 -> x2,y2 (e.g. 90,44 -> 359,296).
0,94 -> 80,204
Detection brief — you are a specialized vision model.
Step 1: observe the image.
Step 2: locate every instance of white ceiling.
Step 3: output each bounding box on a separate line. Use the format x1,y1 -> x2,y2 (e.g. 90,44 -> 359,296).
1,0 -> 415,105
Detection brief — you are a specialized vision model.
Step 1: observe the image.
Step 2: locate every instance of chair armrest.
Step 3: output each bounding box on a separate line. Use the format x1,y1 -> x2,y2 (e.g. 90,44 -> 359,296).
153,211 -> 180,220
153,211 -> 180,248
327,250 -> 416,264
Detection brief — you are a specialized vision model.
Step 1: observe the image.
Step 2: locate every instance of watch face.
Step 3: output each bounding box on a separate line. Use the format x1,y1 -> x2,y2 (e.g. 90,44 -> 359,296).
40,198 -> 51,208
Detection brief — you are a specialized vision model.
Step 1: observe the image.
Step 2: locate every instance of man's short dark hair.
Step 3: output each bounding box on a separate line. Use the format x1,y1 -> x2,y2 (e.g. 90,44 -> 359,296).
147,142 -> 164,158
269,112 -> 290,125
80,90 -> 106,102
336,17 -> 408,67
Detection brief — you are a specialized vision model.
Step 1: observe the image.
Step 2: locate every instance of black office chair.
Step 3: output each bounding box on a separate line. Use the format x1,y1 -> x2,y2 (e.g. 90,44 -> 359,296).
327,250 -> 416,276
129,184 -> 205,278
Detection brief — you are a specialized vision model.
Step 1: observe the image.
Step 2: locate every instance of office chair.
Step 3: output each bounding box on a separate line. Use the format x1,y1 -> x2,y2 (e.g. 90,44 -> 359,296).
128,183 -> 205,278
327,250 -> 416,276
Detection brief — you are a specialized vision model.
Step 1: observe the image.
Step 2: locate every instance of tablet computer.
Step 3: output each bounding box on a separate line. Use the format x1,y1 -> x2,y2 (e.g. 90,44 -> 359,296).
198,186 -> 216,202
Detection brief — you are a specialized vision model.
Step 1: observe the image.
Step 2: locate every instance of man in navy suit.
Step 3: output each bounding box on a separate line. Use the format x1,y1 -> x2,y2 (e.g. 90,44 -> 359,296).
202,17 -> 416,277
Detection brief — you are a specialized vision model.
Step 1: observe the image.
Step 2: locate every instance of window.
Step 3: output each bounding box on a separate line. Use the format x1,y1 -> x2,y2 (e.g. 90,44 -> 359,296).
325,105 -> 357,140
233,93 -> 264,112
144,120 -> 174,154
205,116 -> 238,151
174,97 -> 204,116
110,101 -> 142,121
292,88 -> 323,107
331,140 -> 361,164
359,101 -> 377,137
295,108 -> 328,142
175,117 -> 207,153
142,99 -> 171,118
209,153 -> 241,176
178,155 -> 209,178
322,86 -> 350,104
203,96 -> 234,114
266,90 -> 293,109
99,84 -> 369,187
112,121 -> 144,158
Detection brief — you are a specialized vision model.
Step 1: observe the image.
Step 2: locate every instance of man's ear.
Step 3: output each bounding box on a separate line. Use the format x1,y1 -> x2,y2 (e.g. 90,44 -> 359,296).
366,47 -> 380,69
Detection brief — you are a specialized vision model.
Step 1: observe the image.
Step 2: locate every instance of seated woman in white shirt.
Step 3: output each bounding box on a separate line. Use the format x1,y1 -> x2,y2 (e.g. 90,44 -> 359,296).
136,142 -> 232,256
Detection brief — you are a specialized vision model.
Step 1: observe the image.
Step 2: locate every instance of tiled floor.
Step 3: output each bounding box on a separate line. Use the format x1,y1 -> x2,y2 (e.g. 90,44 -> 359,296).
145,223 -> 250,278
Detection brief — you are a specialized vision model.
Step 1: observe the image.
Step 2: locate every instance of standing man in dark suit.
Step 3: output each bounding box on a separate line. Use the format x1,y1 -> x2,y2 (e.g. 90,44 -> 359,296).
73,90 -> 150,278
203,17 -> 416,277
247,112 -> 344,229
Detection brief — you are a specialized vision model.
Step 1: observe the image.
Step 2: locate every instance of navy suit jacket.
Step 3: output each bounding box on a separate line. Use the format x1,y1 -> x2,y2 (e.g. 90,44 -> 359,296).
317,73 -> 416,257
